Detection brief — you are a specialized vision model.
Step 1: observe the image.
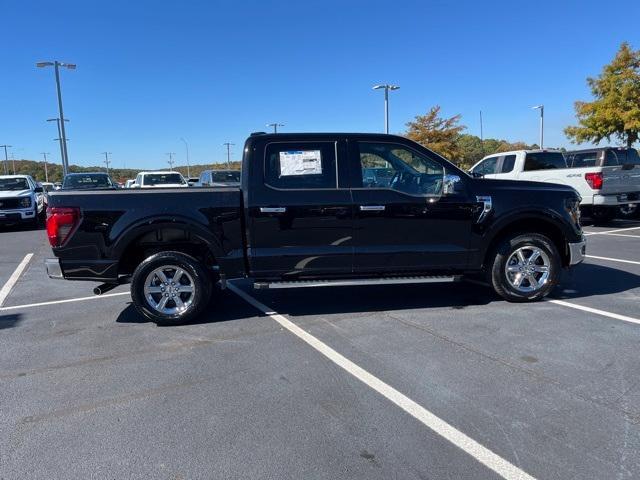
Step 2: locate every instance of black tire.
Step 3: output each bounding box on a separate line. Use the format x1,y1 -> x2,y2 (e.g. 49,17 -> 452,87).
488,233 -> 560,302
618,204 -> 639,219
131,251 -> 212,325
591,207 -> 616,225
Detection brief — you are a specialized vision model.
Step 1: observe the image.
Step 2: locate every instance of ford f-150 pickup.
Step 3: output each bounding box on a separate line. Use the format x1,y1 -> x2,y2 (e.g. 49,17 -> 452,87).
45,133 -> 586,325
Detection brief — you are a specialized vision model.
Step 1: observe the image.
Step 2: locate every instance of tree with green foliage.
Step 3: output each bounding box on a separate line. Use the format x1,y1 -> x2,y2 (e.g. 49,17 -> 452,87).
405,106 -> 466,160
565,42 -> 640,147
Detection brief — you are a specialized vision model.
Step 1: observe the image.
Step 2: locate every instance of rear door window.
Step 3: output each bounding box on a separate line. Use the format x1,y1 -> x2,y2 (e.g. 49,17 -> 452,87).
265,142 -> 337,189
523,152 -> 567,171
604,150 -> 621,166
626,149 -> 640,166
500,155 -> 516,173
472,157 -> 499,175
568,152 -> 598,168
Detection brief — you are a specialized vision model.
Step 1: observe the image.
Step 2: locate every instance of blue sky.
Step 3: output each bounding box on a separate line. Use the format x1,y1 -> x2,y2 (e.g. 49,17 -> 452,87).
1,0 -> 638,170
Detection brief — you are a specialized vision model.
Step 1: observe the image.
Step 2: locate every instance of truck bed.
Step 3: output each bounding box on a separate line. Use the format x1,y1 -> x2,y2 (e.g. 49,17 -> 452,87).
47,187 -> 244,281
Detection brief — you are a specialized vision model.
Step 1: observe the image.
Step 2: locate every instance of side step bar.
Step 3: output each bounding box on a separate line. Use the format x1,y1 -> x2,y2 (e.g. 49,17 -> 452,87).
254,275 -> 461,290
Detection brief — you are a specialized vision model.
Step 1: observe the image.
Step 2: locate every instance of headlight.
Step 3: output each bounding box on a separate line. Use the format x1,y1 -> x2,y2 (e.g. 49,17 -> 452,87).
20,197 -> 32,208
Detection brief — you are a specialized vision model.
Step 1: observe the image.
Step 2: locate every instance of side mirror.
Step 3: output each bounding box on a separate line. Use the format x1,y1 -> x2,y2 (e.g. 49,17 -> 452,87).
443,174 -> 461,195
34,186 -> 43,193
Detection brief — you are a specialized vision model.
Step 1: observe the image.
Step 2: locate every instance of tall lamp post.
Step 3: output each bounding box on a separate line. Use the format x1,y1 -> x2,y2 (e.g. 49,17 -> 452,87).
180,138 -> 190,178
266,123 -> 284,133
222,142 -> 234,169
41,152 -> 51,182
372,84 -> 400,134
36,61 -> 76,173
532,105 -> 544,149
0,145 -> 12,175
47,118 -> 69,175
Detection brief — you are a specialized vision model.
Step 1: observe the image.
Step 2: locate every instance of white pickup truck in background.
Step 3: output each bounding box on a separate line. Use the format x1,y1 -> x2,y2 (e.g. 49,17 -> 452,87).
470,148 -> 640,223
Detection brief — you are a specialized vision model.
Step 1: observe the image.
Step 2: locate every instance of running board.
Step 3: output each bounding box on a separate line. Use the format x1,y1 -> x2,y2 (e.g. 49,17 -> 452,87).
254,275 -> 461,290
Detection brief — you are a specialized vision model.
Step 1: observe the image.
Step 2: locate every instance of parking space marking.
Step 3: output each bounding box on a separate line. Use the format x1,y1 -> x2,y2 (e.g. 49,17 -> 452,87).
227,283 -> 536,480
595,233 -> 640,238
549,299 -> 640,326
585,255 -> 640,266
584,226 -> 640,236
0,253 -> 33,307
0,291 -> 129,312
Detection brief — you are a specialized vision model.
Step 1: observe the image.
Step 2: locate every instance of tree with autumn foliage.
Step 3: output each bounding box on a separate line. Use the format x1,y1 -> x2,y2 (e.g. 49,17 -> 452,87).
405,106 -> 466,159
565,42 -> 640,147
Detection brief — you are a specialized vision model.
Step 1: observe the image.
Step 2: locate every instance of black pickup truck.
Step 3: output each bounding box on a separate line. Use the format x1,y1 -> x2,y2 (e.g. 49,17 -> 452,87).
45,133 -> 586,324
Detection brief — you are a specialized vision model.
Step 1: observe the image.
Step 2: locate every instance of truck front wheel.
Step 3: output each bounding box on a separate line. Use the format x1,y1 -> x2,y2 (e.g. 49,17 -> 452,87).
131,251 -> 212,325
488,233 -> 560,302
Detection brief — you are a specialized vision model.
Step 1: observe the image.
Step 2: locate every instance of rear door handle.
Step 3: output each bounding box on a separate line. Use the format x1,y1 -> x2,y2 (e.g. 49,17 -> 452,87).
260,207 -> 287,213
359,205 -> 385,211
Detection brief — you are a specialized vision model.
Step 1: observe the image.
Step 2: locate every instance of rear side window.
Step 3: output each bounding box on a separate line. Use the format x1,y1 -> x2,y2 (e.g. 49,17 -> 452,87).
501,155 -> 516,173
523,152 -> 567,171
626,149 -> 640,166
567,152 -> 598,168
604,150 -> 620,166
473,157 -> 499,175
265,142 -> 337,189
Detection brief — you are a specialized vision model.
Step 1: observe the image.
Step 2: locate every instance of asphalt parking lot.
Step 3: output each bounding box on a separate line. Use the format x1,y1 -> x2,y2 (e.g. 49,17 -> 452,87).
1,220 -> 639,479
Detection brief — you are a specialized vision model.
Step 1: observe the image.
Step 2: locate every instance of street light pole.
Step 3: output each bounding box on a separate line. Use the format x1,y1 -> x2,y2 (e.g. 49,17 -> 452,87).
37,61 -> 76,173
532,105 -> 544,148
0,145 -> 11,175
41,152 -> 50,182
180,138 -> 190,178
372,84 -> 400,134
222,142 -> 234,169
166,152 -> 176,171
47,118 -> 69,176
266,123 -> 284,133
102,152 -> 112,174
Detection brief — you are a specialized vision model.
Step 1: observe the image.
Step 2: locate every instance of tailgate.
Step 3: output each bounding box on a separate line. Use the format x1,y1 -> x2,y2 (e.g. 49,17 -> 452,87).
602,165 -> 640,196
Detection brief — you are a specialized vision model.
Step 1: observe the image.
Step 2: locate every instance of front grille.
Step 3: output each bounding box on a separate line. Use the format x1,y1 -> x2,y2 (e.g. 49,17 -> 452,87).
0,198 -> 23,210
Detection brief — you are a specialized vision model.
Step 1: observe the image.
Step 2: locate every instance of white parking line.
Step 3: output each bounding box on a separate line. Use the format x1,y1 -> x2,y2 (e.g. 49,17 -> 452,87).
549,299 -> 640,326
584,226 -> 640,236
0,253 -> 33,307
594,232 -> 640,238
585,255 -> 640,266
227,283 -> 536,480
0,291 -> 130,312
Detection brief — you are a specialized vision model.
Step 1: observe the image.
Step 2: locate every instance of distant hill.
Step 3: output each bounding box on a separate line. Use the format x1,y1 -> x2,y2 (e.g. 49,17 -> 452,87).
1,160 -> 241,183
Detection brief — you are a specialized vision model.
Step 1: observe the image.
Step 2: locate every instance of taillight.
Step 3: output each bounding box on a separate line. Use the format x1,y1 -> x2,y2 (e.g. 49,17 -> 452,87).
46,207 -> 81,247
584,172 -> 603,190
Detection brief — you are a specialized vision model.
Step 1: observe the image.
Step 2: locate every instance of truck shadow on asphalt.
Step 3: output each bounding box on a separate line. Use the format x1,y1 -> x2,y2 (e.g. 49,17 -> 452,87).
553,263 -> 640,300
0,313 -> 23,329
115,291 -> 262,326
114,263 -> 639,326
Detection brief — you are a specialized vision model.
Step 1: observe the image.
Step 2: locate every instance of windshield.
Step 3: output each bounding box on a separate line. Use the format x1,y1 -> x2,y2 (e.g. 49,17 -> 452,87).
211,171 -> 240,183
0,178 -> 29,191
63,174 -> 114,189
143,173 -> 186,186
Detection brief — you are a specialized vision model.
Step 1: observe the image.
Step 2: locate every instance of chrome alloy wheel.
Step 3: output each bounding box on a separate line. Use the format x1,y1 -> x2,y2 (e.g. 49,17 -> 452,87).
143,265 -> 195,315
504,246 -> 551,293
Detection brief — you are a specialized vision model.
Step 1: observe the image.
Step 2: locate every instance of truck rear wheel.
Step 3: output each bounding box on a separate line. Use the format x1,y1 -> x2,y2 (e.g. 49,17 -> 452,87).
488,233 -> 560,302
131,251 -> 212,325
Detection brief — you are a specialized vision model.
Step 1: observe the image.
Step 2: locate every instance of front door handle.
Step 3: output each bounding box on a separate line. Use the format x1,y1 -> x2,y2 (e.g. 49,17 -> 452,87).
359,205 -> 385,211
260,207 -> 287,213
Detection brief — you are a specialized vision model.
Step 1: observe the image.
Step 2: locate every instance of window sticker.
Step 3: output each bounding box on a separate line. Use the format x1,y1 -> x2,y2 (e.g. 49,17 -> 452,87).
279,150 -> 323,176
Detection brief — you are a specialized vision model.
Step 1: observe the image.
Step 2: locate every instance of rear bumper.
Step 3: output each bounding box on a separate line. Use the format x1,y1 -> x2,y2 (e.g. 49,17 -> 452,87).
45,258 -> 64,279
568,239 -> 586,266
592,192 -> 640,206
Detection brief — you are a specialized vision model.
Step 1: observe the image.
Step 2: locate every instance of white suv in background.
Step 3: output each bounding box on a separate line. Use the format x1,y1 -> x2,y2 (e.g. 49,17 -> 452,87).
132,171 -> 188,188
0,175 -> 45,226
470,149 -> 640,222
